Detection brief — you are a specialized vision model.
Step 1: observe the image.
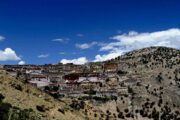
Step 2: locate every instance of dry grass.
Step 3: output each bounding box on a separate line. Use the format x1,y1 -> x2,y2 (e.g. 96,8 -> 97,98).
0,71 -> 85,120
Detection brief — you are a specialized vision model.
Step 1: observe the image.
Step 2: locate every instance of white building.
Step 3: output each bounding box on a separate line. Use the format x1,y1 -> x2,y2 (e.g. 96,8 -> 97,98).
26,69 -> 42,74
77,77 -> 104,83
29,74 -> 50,87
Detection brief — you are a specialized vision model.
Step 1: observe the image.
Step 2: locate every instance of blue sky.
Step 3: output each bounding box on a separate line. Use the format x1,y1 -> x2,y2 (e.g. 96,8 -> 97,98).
0,0 -> 180,65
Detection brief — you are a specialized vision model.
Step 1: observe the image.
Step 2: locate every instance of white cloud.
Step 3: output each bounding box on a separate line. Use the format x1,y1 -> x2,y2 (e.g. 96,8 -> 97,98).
0,36 -> 5,41
59,52 -> 65,55
77,33 -> 84,37
95,28 -> 180,61
18,61 -> 25,65
75,43 -> 90,49
60,57 -> 88,65
60,28 -> 180,64
75,41 -> 98,49
52,38 -> 69,43
0,48 -> 21,61
111,29 -> 180,49
94,49 -> 124,62
38,54 -> 49,58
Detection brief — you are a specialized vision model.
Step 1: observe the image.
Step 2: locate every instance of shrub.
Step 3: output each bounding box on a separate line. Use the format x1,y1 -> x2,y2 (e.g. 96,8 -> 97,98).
0,93 -> 5,103
11,84 -> 23,91
156,73 -> 163,83
124,108 -> 129,113
58,108 -> 65,114
117,70 -> 127,75
116,106 -> 120,113
126,113 -> 131,118
0,103 -> 12,120
36,105 -> 46,112
70,100 -> 85,110
94,113 -> 97,117
128,87 -> 134,94
118,112 -> 124,119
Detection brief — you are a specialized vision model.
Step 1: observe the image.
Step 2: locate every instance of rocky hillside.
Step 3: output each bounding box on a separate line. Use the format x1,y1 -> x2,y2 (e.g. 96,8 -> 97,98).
116,46 -> 180,86
104,46 -> 180,120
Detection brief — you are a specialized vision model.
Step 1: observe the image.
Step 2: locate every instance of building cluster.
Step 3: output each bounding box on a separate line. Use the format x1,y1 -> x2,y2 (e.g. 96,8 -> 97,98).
2,62 -> 140,99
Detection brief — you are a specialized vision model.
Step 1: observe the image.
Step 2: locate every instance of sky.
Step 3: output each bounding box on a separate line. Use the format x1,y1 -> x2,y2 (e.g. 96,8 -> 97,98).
0,0 -> 180,65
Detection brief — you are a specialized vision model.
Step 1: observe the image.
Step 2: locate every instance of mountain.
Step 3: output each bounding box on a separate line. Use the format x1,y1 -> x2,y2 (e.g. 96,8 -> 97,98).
101,46 -> 180,119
